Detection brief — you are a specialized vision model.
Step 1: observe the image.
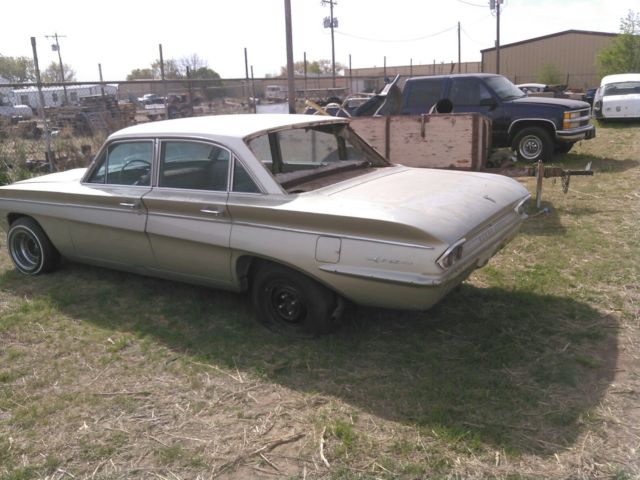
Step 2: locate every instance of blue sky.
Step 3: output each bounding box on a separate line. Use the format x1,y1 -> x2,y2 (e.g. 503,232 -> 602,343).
1,0 -> 637,81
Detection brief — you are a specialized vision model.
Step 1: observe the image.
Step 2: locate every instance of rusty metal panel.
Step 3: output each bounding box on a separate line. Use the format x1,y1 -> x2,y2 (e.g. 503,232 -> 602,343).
350,113 -> 490,171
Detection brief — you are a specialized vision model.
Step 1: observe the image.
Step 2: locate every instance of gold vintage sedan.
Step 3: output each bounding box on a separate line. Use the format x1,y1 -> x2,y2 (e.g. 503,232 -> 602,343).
0,114 -> 530,334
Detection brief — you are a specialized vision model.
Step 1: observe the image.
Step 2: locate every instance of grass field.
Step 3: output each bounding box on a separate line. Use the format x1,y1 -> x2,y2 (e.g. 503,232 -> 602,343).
0,121 -> 638,479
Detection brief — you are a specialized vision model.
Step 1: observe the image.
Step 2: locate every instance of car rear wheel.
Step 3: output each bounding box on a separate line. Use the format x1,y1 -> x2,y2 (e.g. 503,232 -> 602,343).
7,217 -> 60,275
251,262 -> 339,336
512,126 -> 552,162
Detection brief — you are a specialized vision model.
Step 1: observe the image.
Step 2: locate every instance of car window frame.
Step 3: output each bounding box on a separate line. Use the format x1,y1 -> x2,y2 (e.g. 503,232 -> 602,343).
156,138 -> 233,193
82,138 -> 156,187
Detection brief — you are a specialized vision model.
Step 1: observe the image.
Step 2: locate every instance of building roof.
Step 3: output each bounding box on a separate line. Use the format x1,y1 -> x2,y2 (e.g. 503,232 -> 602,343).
481,29 -> 617,53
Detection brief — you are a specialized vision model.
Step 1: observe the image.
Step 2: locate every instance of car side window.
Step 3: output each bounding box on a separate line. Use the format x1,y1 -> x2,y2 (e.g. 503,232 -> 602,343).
88,141 -> 153,185
449,78 -> 493,106
232,159 -> 261,193
403,79 -> 445,111
159,141 -> 229,191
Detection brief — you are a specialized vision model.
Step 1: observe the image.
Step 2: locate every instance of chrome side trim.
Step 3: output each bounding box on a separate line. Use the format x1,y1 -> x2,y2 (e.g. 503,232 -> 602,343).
1,197 -> 145,214
508,118 -> 556,136
318,264 -> 444,286
232,220 -> 435,250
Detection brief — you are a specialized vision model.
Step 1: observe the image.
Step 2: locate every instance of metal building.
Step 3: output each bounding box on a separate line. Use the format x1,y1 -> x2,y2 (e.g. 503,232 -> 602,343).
481,30 -> 617,90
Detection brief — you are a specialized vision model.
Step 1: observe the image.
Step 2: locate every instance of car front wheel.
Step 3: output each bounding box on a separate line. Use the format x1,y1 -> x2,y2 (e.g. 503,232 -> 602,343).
512,126 -> 553,162
7,217 -> 60,275
251,262 -> 339,336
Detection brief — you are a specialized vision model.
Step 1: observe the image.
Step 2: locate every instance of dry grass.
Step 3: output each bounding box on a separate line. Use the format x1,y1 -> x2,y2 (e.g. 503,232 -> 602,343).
0,120 -> 639,479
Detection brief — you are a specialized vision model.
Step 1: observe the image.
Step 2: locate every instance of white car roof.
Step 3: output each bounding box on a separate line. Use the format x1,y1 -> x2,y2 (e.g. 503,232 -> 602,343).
600,73 -> 640,86
109,114 -> 348,141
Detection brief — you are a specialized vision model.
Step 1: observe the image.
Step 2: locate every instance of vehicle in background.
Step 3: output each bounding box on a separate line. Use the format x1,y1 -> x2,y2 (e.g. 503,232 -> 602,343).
0,104 -> 34,120
517,83 -> 550,94
137,93 -> 165,105
584,88 -> 597,106
0,114 -> 530,336
354,74 -> 595,161
264,85 -> 288,101
592,73 -> 640,120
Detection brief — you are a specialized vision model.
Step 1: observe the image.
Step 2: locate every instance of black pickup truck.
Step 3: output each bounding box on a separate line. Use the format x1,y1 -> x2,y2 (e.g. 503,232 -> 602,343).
354,74 -> 596,162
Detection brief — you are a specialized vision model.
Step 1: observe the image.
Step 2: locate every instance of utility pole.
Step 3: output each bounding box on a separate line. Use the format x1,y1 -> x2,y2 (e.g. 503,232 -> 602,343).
98,63 -> 105,97
284,0 -> 296,113
458,22 -> 461,73
45,33 -> 68,105
31,37 -> 54,171
490,0 -> 502,74
321,0 -> 338,88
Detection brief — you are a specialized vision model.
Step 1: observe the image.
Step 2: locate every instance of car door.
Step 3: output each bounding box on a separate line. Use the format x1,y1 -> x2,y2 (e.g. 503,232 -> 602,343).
142,139 -> 233,287
72,139 -> 155,269
448,77 -> 509,144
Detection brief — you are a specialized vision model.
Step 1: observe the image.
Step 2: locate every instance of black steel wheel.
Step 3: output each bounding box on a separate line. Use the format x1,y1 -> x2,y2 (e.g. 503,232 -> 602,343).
7,217 -> 60,275
512,126 -> 553,162
251,262 -> 339,336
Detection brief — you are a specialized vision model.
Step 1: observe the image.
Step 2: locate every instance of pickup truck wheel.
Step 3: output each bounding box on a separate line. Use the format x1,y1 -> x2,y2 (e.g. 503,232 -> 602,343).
251,263 -> 338,336
7,217 -> 60,275
512,127 -> 552,162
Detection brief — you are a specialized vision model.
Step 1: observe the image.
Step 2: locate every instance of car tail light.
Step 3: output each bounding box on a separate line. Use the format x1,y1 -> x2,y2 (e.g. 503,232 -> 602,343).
515,197 -> 530,216
437,239 -> 465,270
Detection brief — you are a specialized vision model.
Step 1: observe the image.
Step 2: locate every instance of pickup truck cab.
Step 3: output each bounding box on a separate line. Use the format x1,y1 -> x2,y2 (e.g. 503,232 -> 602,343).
400,74 -> 595,162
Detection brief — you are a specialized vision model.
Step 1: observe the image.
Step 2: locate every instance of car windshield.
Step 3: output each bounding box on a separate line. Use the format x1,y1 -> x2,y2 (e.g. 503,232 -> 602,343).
247,123 -> 389,193
485,76 -> 526,100
602,81 -> 640,96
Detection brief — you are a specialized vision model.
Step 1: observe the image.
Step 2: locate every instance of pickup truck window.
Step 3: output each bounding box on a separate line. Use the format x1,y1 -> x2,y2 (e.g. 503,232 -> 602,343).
485,76 -> 526,101
449,78 -> 493,105
404,78 -> 444,111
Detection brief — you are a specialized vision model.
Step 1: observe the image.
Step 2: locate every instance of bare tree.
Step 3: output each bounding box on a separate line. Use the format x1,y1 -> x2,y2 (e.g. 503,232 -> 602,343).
179,54 -> 208,74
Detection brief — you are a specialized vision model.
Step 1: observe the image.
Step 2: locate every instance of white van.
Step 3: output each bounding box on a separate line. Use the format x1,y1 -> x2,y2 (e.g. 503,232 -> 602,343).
592,73 -> 640,120
265,85 -> 287,100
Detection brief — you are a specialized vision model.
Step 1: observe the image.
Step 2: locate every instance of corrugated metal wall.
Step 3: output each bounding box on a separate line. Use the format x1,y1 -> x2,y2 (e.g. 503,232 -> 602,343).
481,31 -> 617,90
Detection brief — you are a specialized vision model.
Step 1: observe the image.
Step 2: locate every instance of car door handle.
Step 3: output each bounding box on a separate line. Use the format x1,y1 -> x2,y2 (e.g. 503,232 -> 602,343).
119,201 -> 140,209
200,207 -> 225,216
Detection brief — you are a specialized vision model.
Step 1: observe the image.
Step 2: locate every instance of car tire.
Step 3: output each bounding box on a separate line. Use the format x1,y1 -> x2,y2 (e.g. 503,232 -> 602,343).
554,142 -> 575,154
251,262 -> 339,336
512,126 -> 553,162
7,217 -> 60,275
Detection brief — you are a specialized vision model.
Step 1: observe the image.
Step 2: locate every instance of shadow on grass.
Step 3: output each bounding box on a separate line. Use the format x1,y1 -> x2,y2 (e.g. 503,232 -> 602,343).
520,203 -> 567,236
556,154 -> 639,173
1,262 -> 618,456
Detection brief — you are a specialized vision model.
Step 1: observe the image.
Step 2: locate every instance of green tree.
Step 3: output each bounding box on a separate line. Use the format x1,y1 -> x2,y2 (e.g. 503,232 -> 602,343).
280,59 -> 346,76
0,55 -> 35,82
538,63 -> 562,85
190,67 -> 223,100
597,10 -> 640,76
126,68 -> 155,80
41,61 -> 76,82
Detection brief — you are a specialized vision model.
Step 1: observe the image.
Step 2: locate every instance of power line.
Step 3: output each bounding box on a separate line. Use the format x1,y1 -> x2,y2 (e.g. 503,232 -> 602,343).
457,0 -> 487,7
334,24 -> 458,43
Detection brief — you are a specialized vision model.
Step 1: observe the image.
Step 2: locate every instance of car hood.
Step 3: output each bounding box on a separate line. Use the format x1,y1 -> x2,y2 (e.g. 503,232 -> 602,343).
291,166 -> 530,245
509,96 -> 589,110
